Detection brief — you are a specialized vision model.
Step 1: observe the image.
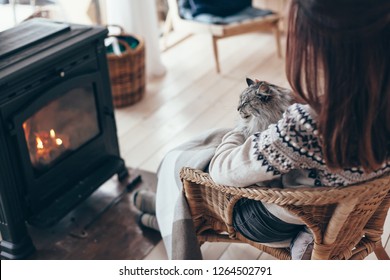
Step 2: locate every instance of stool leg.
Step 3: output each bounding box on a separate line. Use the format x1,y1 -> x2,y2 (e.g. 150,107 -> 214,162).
273,23 -> 282,58
162,9 -> 173,49
212,36 -> 221,74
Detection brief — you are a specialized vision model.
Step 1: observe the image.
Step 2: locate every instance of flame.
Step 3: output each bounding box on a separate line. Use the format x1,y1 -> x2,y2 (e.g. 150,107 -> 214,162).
36,137 -> 44,149
49,129 -> 63,145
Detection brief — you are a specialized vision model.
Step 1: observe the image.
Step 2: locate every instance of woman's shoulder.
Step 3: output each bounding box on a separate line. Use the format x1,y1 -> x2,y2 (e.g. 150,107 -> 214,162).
275,103 -> 321,156
282,103 -> 317,130
258,103 -> 324,173
274,104 -> 390,186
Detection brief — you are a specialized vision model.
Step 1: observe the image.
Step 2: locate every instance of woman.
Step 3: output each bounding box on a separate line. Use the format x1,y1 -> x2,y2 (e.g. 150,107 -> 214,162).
209,0 -> 390,245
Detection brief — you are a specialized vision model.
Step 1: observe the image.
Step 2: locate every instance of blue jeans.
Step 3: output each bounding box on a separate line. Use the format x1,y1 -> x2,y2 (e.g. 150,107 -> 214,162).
233,198 -> 303,243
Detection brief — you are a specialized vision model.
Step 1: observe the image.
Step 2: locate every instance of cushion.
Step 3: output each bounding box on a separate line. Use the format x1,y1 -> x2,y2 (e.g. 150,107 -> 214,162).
178,0 -> 274,26
187,0 -> 252,17
192,7 -> 274,25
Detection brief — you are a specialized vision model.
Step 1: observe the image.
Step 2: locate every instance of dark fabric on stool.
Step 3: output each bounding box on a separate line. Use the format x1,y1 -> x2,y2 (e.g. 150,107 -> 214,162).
233,198 -> 303,243
186,0 -> 252,17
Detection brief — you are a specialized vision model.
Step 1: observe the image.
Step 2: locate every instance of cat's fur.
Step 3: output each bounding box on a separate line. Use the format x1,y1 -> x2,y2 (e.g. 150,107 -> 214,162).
237,78 -> 293,138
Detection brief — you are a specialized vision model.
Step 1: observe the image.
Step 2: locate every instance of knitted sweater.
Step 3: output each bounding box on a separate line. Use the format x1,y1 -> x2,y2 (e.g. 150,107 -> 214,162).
209,103 -> 390,224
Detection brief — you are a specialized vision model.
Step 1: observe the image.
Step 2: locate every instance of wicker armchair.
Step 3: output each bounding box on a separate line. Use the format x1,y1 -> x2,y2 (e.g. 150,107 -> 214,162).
180,167 -> 390,260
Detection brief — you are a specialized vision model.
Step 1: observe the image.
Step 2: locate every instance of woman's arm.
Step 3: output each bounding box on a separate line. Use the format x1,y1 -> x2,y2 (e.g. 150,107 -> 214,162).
209,129 -> 283,187
209,104 -> 319,188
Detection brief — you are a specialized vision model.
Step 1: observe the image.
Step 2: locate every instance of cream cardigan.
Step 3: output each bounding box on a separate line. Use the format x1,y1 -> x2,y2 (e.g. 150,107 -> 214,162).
209,103 -> 390,224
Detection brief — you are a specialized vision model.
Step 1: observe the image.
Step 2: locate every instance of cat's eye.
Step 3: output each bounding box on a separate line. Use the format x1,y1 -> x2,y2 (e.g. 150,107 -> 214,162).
260,96 -> 271,102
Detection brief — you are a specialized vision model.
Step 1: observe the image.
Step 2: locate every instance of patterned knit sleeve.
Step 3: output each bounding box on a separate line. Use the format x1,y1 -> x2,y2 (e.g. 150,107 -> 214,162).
209,104 -> 323,187
259,103 -> 324,173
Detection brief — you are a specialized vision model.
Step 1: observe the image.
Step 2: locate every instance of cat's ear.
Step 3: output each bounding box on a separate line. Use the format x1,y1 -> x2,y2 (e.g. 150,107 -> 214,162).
246,77 -> 255,86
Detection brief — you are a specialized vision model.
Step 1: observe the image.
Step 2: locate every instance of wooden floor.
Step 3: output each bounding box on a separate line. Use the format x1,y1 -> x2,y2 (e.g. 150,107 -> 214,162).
27,169 -> 161,260
114,31 -> 390,260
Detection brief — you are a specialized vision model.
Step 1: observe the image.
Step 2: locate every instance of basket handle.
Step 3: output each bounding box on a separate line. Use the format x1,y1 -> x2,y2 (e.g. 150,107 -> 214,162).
117,39 -> 133,53
106,38 -> 133,57
106,24 -> 125,36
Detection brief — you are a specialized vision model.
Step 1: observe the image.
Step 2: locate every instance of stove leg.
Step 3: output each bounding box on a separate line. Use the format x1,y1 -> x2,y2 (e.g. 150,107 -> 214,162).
0,227 -> 35,260
0,174 -> 36,259
117,162 -> 129,182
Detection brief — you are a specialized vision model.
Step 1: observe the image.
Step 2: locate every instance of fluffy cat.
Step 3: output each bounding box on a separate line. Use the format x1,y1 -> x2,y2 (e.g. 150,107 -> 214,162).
237,78 -> 293,138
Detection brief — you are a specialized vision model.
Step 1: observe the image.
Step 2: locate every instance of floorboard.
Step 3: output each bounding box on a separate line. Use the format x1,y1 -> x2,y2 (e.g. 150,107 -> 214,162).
201,242 -> 230,260
219,243 -> 262,260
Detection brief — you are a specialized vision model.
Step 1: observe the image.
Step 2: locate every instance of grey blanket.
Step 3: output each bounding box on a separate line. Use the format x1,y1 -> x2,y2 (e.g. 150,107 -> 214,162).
155,128 -> 229,259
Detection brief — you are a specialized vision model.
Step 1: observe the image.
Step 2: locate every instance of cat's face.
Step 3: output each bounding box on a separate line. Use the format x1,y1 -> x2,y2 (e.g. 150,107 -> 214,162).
238,78 -> 292,120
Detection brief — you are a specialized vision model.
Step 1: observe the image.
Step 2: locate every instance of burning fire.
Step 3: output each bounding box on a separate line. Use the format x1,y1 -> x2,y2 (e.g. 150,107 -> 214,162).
36,137 -> 44,149
50,129 -> 63,146
23,116 -> 71,167
23,125 -> 70,167
35,129 -> 64,150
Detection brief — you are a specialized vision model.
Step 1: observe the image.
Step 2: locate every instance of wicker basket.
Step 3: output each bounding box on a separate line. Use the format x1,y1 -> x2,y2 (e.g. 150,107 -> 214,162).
106,31 -> 145,108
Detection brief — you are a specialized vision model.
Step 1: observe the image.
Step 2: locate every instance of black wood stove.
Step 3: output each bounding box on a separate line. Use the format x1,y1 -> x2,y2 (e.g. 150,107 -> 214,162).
0,19 -> 128,259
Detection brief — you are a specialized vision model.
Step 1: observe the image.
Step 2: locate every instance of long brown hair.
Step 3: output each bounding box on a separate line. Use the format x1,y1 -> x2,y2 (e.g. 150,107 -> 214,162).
286,0 -> 390,171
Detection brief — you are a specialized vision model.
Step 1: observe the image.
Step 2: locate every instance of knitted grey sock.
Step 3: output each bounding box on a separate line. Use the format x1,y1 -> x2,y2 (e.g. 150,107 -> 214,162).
138,213 -> 160,231
133,189 -> 156,214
